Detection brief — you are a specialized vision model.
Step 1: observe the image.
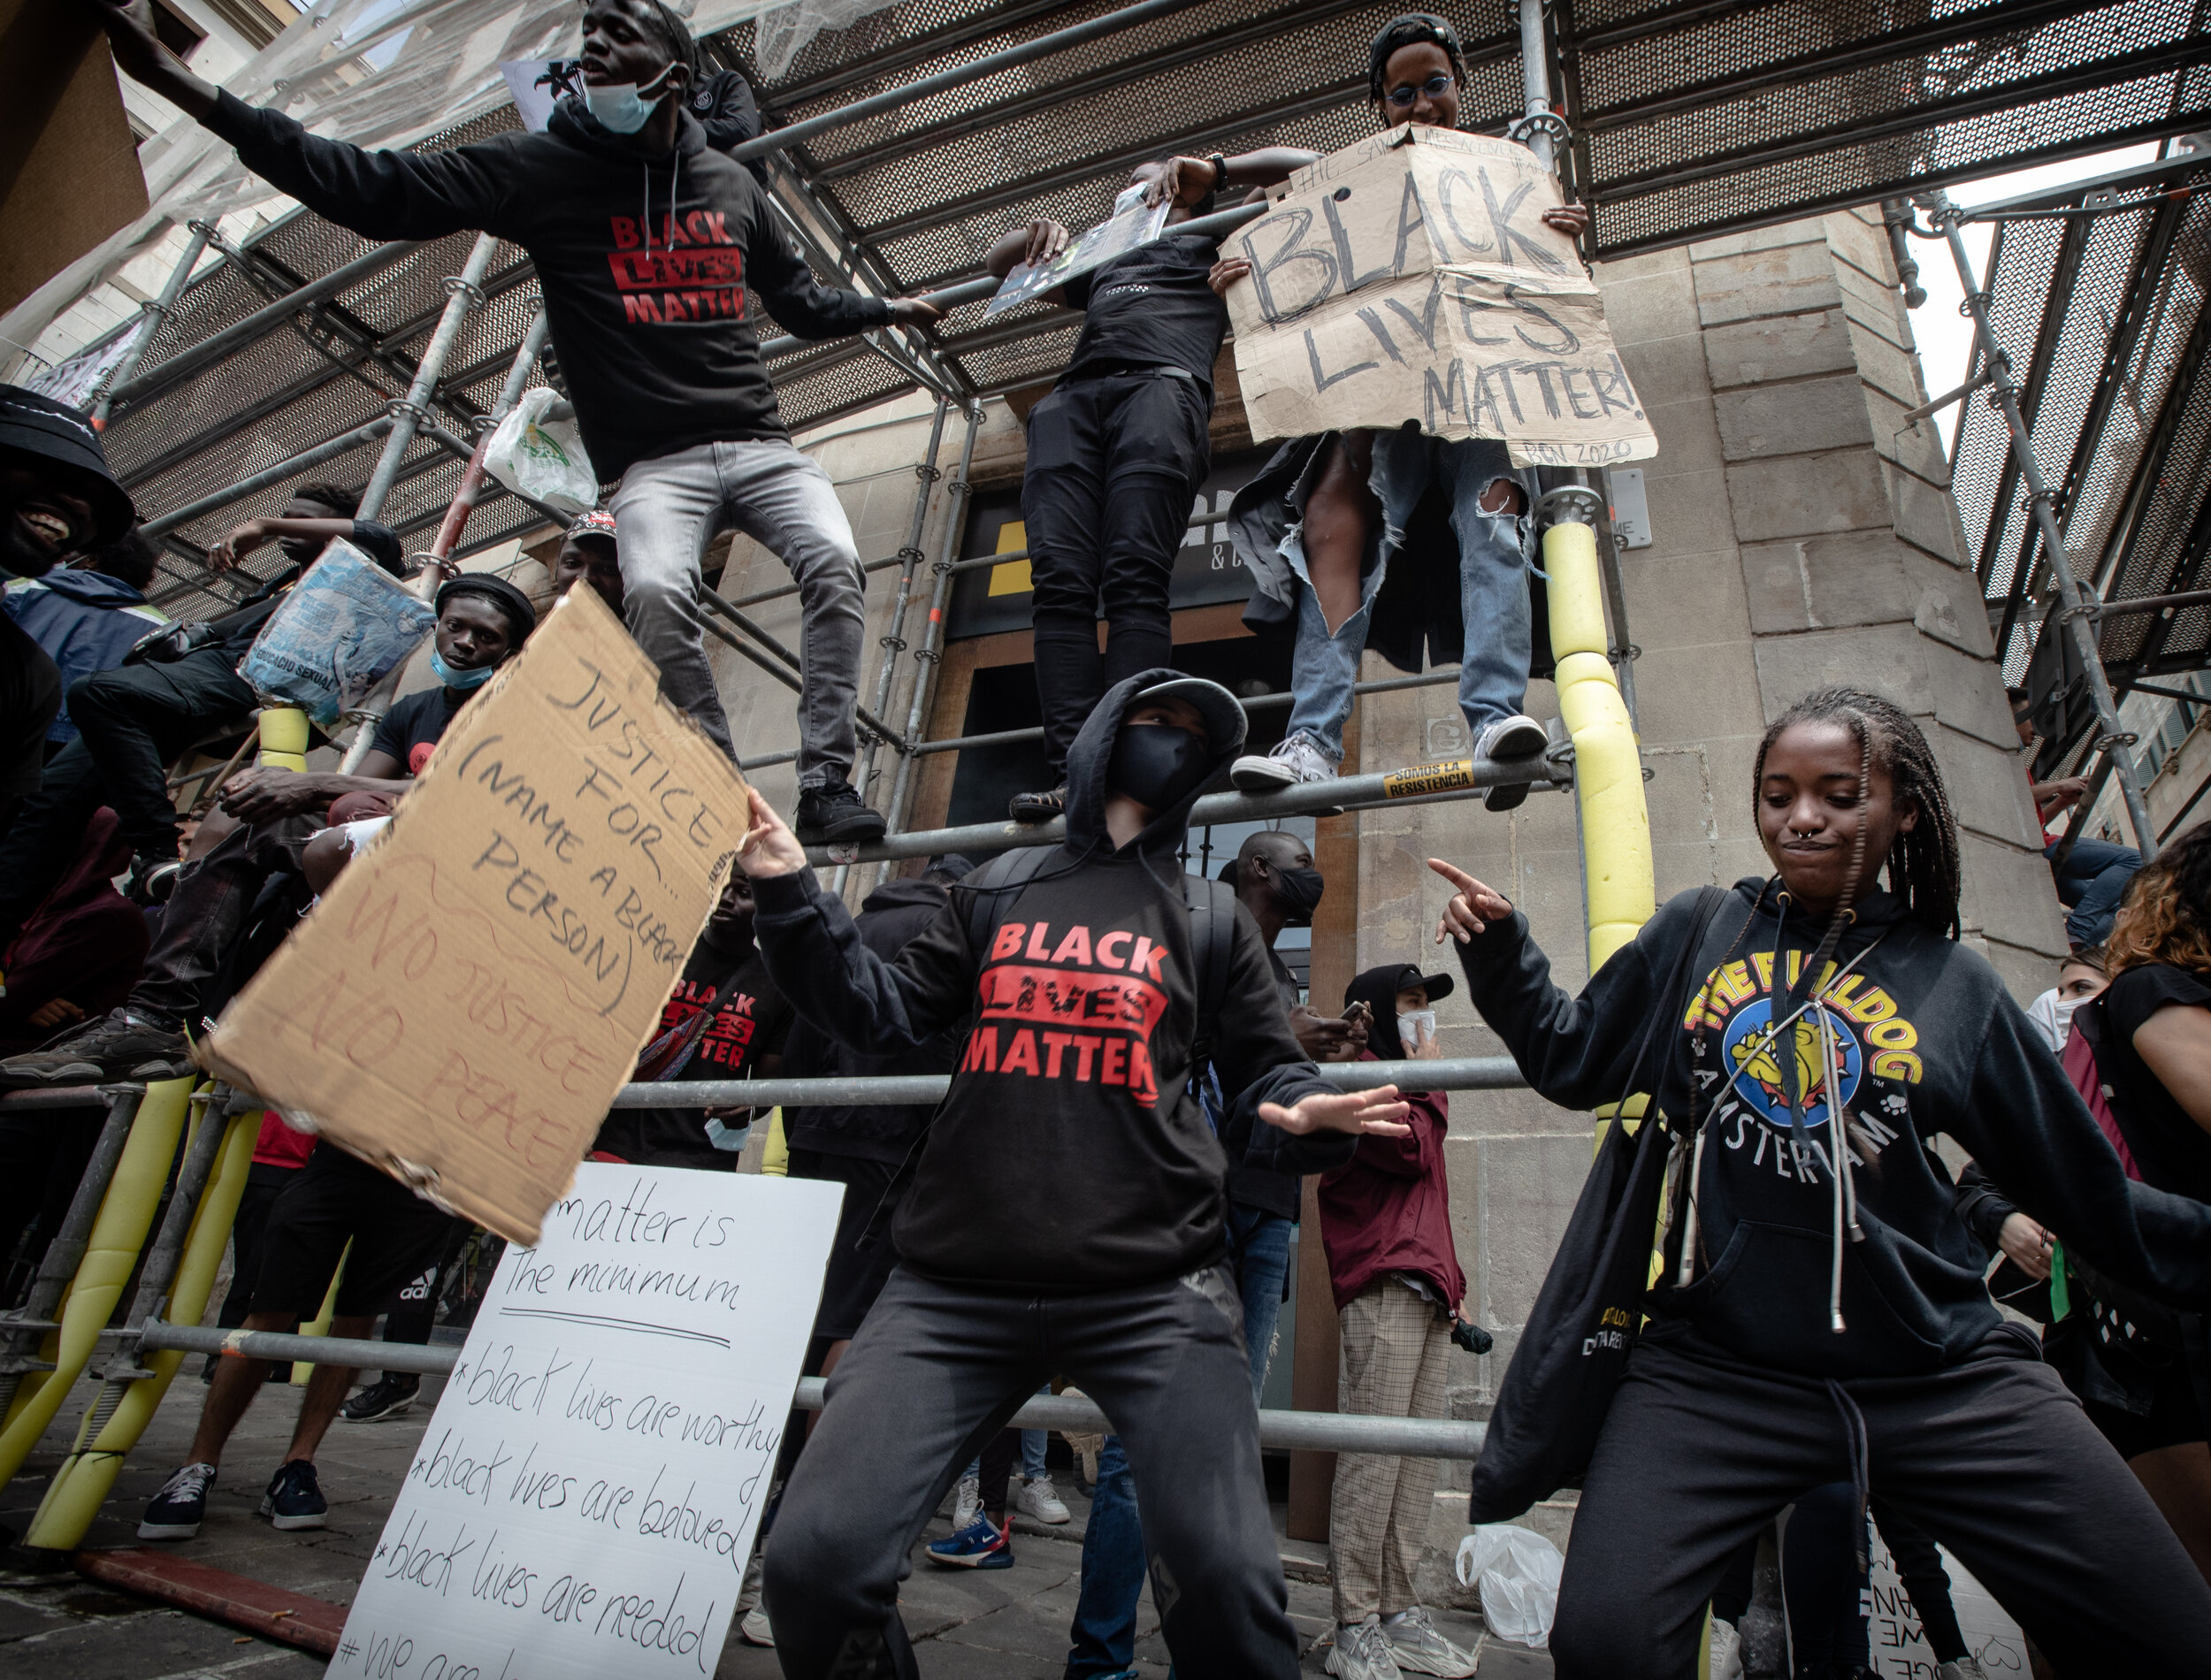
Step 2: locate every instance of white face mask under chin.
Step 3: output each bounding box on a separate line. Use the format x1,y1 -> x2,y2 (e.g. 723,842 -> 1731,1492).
585,65 -> 674,135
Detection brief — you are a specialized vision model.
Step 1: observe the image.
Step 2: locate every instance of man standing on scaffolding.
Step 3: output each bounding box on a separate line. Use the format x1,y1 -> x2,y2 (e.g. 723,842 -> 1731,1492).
96,0 -> 943,845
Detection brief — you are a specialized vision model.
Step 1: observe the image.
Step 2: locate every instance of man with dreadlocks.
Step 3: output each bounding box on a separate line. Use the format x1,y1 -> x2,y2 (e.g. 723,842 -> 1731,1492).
98,0 -> 940,846
1425,686 -> 2211,1676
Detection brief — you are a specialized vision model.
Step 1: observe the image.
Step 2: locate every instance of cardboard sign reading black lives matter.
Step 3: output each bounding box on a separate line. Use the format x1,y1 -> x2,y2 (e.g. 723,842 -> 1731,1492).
201,585 -> 746,1245
1224,126 -> 1659,468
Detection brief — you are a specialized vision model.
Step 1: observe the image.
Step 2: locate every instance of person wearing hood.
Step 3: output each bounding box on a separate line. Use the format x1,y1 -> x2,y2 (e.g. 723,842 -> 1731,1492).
2,525 -> 166,748
0,575 -> 537,1088
732,670 -> 1412,1678
96,0 -> 941,848
1428,686 -> 2211,1676
0,386 -> 135,836
1316,962 -> 1477,1680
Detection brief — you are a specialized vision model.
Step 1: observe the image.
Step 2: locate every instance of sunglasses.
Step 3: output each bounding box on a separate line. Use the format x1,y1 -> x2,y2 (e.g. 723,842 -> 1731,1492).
1384,73 -> 1455,107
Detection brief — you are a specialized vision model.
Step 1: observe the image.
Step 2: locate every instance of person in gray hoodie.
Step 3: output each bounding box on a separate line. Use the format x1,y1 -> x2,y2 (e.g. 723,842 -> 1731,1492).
731,670 -> 1413,1678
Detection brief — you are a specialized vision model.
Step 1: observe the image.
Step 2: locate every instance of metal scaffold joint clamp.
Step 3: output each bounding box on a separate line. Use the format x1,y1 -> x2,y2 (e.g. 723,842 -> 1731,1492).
1506,110 -> 1572,149
1535,484 -> 1604,530
443,276 -> 487,308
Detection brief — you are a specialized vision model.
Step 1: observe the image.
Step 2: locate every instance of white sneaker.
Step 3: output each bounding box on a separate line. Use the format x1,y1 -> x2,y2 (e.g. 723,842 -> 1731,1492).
1382,1606 -> 1478,1676
1326,1616 -> 1404,1680
739,1606 -> 774,1646
951,1470 -> 981,1532
1232,735 -> 1336,792
1475,714 -> 1548,760
1710,1616 -> 1743,1680
1016,1473 -> 1070,1524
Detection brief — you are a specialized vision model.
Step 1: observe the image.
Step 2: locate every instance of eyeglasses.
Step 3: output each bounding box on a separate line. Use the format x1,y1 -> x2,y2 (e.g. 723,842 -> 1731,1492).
1384,73 -> 1455,107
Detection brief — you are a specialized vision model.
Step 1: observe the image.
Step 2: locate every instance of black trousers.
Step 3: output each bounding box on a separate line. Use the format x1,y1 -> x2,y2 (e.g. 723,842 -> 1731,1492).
1550,1325 -> 2211,1679
1021,371 -> 1210,777
0,651 -> 255,944
128,812 -> 317,1027
763,1264 -> 1297,1680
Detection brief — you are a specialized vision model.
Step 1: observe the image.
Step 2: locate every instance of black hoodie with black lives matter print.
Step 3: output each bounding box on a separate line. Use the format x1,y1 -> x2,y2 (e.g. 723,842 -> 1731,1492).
1458,876 -> 2211,1378
752,668 -> 1350,1293
201,90 -> 891,485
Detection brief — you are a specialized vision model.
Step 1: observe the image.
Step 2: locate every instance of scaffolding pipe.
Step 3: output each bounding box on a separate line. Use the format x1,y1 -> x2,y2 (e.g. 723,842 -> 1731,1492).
731,553 -> 903,611
426,310 -> 550,564
89,224 -> 216,429
701,591 -> 907,747
819,750 -> 1569,866
358,235 -> 500,523
1924,191 -> 2159,859
138,417 -> 394,540
103,240 -> 425,411
883,408 -> 984,847
1517,0 -> 1559,170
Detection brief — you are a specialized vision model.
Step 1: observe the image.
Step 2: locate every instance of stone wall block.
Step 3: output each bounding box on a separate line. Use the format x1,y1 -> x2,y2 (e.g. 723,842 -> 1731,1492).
1639,465 -> 1740,557
1931,719 -> 2044,850
1958,830 -> 2069,958
1832,258 -> 1916,354
1886,459 -> 1969,566
1821,208 -> 1901,297
1714,374 -> 1876,461
1642,393 -> 1726,476
1751,622 -> 1934,719
1633,639 -> 1769,752
1703,308 -> 1855,391
1916,631 -> 2024,753
1622,548 -> 1757,653
1692,241 -> 1843,327
1897,541 -> 1996,663
1460,1133 -> 1597,1335
1616,328 -> 1716,406
1725,450 -> 1892,541
1863,386 -> 1952,484
1738,530 -> 1916,636
1843,315 -> 1929,410
1601,263 -> 1705,347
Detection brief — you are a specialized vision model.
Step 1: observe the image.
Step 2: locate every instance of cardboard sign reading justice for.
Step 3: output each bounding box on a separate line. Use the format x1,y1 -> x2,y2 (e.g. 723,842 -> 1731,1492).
331,1165 -> 843,1680
200,584 -> 747,1245
1224,126 -> 1660,468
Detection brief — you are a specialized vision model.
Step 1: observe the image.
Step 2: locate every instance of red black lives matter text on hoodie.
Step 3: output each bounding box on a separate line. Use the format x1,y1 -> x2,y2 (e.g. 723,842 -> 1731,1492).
752,668 -> 1351,1292
201,90 -> 891,484
1457,877 -> 2211,1378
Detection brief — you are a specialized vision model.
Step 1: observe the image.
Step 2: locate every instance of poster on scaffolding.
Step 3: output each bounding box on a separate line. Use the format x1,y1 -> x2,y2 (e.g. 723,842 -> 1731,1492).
1221,125 -> 1659,469
199,584 -> 747,1247
985,182 -> 1172,317
329,1164 -> 843,1680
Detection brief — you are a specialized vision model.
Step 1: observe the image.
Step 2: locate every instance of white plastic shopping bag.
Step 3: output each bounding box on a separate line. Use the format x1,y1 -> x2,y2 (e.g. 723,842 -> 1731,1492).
481,386 -> 599,514
1457,1523 -> 1564,1647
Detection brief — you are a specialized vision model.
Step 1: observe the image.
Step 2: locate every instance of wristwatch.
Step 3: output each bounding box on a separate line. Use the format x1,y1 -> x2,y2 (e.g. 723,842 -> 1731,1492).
1207,152 -> 1229,190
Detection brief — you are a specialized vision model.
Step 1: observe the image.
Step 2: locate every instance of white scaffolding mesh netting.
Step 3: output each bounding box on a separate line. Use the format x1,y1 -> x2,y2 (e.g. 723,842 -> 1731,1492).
751,0 -> 904,78
2,0 -> 787,371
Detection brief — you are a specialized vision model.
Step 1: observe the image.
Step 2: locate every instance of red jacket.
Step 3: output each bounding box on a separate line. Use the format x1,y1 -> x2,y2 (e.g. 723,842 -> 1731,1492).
1316,1056 -> 1465,1312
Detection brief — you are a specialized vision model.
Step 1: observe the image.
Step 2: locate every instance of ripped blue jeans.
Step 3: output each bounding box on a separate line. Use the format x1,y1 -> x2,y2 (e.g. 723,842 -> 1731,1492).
1280,430 -> 1534,762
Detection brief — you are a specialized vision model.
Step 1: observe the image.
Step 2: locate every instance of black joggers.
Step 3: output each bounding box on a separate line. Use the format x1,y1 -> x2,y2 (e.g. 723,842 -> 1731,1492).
1550,1323 -> 2211,1678
763,1264 -> 1298,1679
1021,370 -> 1210,778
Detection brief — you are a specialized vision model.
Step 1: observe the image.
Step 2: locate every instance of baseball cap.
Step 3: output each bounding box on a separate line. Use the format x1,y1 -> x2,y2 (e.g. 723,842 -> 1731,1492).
1127,675 -> 1246,759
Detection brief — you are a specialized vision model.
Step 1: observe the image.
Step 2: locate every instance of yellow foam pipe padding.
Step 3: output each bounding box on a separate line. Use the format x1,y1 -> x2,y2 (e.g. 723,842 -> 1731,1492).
25,1108 -> 256,1552
1543,520 -> 1656,975
257,706 -> 309,771
291,1239 -> 348,1385
0,1077 -> 196,1487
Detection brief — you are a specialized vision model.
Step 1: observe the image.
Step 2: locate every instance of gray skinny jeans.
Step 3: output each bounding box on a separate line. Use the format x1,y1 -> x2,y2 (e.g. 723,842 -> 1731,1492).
608,437 -> 865,784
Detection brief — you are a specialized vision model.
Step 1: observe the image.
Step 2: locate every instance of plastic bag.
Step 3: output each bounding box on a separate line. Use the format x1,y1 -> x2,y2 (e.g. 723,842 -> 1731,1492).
236,538 -> 436,728
1456,1523 -> 1564,1647
482,386 -> 599,515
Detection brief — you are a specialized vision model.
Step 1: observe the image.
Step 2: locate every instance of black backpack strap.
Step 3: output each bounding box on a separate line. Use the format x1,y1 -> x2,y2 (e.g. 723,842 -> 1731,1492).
960,844 -> 1060,955
1182,874 -> 1237,1078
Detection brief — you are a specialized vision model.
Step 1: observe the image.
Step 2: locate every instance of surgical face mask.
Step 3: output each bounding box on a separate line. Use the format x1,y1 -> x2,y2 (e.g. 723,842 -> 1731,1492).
1398,1007 -> 1437,1047
585,63 -> 676,134
430,646 -> 497,691
2051,996 -> 2085,1037
1272,863 -> 1326,927
1107,722 -> 1210,813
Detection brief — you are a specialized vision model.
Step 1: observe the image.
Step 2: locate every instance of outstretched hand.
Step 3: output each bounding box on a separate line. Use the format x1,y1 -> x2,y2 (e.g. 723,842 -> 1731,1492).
1259,1084 -> 1411,1138
732,786 -> 808,878
888,296 -> 944,329
1427,857 -> 1513,945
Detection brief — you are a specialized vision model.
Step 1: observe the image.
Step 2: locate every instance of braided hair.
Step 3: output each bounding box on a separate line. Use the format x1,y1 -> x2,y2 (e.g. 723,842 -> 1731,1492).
1367,13 -> 1468,105
1753,687 -> 1963,942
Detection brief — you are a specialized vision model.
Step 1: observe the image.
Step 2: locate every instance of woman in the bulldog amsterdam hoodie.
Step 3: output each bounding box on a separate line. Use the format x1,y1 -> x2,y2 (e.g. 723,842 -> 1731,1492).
1431,686 -> 2211,1678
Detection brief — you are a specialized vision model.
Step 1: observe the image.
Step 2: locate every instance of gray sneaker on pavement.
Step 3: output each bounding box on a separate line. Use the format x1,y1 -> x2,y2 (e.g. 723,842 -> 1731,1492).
1326,1615 -> 1404,1680
1382,1606 -> 1478,1677
0,1009 -> 192,1088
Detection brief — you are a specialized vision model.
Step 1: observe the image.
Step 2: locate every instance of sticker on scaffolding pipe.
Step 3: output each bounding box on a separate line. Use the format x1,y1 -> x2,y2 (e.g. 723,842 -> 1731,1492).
330,1163 -> 841,1680
1221,126 -> 1660,469
1382,759 -> 1477,799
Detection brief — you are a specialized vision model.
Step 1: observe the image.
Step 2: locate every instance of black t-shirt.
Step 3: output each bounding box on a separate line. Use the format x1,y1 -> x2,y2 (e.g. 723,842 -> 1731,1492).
368,684 -> 466,776
0,615 -> 61,805
1063,233 -> 1228,391
210,520 -> 405,662
2096,964 -> 2211,1203
593,942 -> 793,1170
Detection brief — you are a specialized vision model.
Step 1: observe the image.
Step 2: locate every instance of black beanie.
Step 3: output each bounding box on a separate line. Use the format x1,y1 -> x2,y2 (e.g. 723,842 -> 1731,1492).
437,573 -> 538,648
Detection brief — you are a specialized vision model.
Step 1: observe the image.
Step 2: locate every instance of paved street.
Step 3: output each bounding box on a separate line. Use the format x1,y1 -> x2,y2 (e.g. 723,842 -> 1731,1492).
0,1361 -> 1550,1677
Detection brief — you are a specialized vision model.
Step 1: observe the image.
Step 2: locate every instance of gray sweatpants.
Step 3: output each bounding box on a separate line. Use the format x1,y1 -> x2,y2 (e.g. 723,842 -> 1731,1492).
608,437 -> 865,783
763,1264 -> 1301,1679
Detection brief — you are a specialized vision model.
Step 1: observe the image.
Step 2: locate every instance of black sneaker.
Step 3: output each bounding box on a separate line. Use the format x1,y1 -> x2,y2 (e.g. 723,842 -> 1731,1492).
0,1009 -> 193,1088
259,1460 -> 327,1531
793,778 -> 886,845
139,1462 -> 217,1539
340,1372 -> 419,1423
1007,785 -> 1067,824
123,851 -> 183,906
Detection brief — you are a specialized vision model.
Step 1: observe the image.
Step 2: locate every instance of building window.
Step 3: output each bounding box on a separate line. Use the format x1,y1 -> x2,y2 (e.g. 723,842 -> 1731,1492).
150,0 -> 207,60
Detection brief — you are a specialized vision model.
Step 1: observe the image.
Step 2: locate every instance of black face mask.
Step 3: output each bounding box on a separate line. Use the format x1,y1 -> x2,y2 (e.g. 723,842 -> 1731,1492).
1107,722 -> 1211,813
1272,864 -> 1326,927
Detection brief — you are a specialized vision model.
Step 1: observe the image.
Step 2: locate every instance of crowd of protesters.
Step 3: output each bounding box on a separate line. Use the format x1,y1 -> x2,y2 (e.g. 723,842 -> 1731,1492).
0,3 -> 2197,1678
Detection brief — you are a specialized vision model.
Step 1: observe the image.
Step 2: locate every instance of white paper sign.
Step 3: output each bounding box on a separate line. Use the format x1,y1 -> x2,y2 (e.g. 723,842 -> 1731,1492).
501,59 -> 586,134
1865,1528 -> 2029,1678
331,1165 -> 841,1680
